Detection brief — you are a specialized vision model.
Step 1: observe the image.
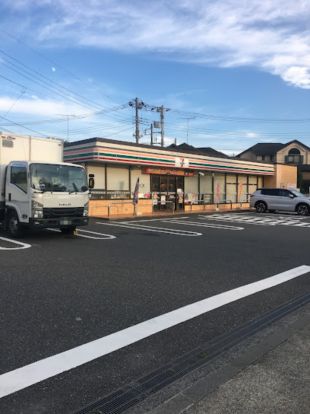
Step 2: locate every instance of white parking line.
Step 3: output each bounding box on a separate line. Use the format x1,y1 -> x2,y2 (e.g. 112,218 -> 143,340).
0,237 -> 31,251
74,229 -> 116,240
199,214 -> 310,228
0,264 -> 309,398
163,219 -> 244,231
123,217 -> 190,224
96,222 -> 202,236
47,228 -> 116,240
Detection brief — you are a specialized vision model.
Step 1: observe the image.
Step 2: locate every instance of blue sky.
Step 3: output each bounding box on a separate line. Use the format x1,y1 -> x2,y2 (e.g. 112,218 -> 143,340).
0,0 -> 310,154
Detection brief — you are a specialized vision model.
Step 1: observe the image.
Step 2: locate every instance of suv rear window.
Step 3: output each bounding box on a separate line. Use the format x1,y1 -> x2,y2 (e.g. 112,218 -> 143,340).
261,189 -> 280,196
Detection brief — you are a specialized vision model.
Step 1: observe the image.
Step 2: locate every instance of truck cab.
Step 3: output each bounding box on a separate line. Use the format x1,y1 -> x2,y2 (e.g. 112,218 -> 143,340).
4,161 -> 89,237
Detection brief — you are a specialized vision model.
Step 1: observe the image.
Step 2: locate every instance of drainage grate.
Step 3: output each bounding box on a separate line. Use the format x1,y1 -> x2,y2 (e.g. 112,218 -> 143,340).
76,292 -> 310,414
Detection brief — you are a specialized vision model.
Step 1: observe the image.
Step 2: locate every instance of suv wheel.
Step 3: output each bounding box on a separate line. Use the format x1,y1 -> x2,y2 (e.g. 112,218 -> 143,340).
255,201 -> 267,213
296,204 -> 309,216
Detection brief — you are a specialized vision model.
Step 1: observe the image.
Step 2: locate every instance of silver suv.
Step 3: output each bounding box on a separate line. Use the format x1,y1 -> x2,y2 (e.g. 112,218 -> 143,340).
250,188 -> 310,215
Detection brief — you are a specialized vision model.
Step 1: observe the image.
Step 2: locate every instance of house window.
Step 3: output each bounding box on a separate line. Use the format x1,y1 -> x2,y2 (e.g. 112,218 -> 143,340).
285,148 -> 303,164
256,155 -> 263,161
288,148 -> 300,155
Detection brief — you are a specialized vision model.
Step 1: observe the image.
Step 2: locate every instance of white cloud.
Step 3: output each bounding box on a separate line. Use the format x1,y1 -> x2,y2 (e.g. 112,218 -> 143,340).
2,0 -> 310,129
0,96 -> 89,116
9,0 -> 309,89
2,1 -> 308,89
245,131 -> 259,139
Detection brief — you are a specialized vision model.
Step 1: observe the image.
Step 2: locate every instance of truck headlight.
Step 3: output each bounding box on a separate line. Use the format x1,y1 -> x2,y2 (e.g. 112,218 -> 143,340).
83,202 -> 89,217
32,200 -> 44,219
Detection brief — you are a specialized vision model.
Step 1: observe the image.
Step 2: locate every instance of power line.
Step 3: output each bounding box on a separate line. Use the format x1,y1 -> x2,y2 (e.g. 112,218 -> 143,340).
1,29 -> 115,102
171,109 -> 310,124
0,114 -> 51,137
1,58 -> 98,111
0,49 -> 105,111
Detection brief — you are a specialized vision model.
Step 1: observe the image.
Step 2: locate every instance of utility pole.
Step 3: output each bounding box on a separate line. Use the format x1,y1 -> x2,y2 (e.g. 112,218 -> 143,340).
182,116 -> 196,144
150,105 -> 170,147
128,98 -> 145,144
159,105 -> 164,147
57,114 -> 76,142
150,122 -> 154,145
134,97 -> 140,144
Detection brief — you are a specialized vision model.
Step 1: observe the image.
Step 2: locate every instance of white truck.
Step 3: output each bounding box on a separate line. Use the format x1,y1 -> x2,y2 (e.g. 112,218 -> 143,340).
0,133 -> 89,237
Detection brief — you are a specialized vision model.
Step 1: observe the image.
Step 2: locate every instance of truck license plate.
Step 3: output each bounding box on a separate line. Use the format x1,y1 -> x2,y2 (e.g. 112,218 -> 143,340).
60,219 -> 71,225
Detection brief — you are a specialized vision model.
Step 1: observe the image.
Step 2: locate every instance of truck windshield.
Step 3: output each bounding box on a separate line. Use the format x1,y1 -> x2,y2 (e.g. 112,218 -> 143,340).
30,163 -> 87,193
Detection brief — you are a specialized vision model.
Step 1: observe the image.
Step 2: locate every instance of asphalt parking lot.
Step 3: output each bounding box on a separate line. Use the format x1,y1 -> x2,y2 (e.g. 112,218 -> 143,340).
1,211 -> 310,413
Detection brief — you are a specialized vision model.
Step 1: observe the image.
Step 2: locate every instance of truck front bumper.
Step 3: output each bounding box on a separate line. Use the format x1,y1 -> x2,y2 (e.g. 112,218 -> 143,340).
29,216 -> 89,228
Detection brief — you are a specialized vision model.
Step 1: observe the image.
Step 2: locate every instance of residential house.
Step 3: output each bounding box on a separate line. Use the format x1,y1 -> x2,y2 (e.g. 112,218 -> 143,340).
237,140 -> 310,192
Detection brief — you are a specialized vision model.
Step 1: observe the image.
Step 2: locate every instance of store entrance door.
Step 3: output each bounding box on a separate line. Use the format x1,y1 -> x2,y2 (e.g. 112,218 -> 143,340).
151,175 -> 184,211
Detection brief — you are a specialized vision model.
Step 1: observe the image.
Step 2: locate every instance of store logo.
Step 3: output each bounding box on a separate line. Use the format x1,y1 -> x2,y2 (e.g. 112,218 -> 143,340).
175,157 -> 189,168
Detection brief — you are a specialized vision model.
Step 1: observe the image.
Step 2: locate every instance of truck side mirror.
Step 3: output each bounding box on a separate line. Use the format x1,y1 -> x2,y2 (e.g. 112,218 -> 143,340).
88,174 -> 95,189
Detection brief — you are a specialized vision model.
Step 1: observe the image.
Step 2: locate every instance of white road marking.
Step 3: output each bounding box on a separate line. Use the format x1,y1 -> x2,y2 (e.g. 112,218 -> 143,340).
47,228 -> 116,240
0,265 -> 309,398
74,229 -> 116,240
124,216 -> 190,223
96,222 -> 202,236
0,237 -> 31,251
163,219 -> 244,231
199,214 -> 310,228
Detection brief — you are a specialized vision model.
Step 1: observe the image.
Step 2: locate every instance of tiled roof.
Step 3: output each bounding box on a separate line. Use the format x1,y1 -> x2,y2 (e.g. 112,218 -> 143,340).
237,143 -> 285,157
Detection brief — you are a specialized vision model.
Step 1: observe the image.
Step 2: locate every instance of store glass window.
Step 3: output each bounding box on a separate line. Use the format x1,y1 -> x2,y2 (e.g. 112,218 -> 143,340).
200,173 -> 212,203
214,173 -> 225,203
176,176 -> 184,192
150,175 -> 160,192
249,175 -> 257,185
226,174 -> 237,203
238,175 -> 248,202
107,167 -> 129,191
248,175 -> 258,196
168,176 -> 176,193
160,176 -> 168,192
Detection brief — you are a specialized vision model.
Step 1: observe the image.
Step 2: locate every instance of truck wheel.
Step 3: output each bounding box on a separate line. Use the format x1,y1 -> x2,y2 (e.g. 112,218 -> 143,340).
60,226 -> 77,235
7,211 -> 23,238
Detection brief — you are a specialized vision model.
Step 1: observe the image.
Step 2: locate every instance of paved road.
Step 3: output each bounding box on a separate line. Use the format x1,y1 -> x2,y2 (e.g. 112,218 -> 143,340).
0,212 -> 310,413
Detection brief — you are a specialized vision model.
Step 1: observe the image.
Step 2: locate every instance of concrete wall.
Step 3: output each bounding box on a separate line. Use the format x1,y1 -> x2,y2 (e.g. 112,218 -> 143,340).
264,164 -> 297,188
88,199 -> 250,218
89,199 -> 153,217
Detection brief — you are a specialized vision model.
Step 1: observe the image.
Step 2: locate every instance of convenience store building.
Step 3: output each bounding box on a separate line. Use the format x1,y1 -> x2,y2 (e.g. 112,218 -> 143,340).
64,138 -> 297,217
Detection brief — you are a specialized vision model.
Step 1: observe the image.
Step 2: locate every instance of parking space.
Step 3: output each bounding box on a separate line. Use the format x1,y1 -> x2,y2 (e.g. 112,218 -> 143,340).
1,211 -> 310,256
2,211 -> 310,254
0,212 -> 310,413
